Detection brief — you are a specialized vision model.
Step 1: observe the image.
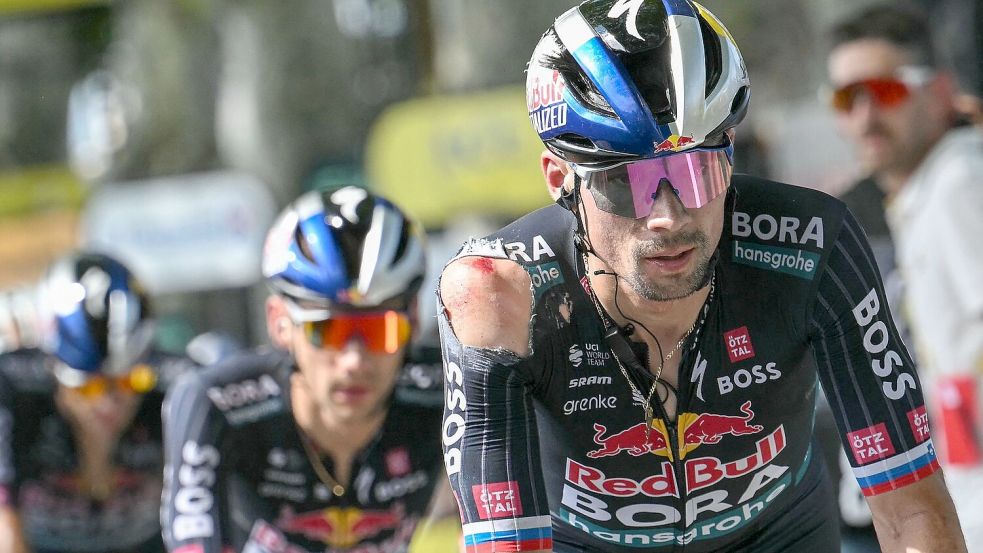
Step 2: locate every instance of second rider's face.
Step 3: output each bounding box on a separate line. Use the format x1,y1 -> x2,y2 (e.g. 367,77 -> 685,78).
578,170 -> 726,301
291,328 -> 404,423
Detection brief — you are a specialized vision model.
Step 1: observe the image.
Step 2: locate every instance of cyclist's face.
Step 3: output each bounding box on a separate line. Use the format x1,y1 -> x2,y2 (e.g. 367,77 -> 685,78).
55,382 -> 142,437
289,321 -> 404,423
827,39 -> 946,180
576,167 -> 726,301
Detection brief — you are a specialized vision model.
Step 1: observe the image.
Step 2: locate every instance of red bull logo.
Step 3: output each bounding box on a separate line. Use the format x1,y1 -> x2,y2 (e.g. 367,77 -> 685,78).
572,425 -> 787,498
276,504 -> 404,548
527,69 -> 567,111
681,401 -> 764,448
588,401 -> 764,461
587,422 -> 669,458
654,134 -> 696,153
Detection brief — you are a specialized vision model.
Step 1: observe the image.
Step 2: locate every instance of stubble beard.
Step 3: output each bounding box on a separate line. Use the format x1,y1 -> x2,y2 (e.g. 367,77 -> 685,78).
624,230 -> 712,301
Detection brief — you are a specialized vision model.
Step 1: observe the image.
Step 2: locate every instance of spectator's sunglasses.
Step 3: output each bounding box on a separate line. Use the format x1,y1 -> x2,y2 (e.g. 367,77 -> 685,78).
828,66 -> 934,113
301,311 -> 411,354
573,148 -> 732,219
58,364 -> 158,397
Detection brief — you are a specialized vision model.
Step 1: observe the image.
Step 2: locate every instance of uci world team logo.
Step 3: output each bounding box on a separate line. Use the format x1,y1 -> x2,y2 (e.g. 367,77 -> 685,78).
568,344 -> 584,368
587,401 -> 764,461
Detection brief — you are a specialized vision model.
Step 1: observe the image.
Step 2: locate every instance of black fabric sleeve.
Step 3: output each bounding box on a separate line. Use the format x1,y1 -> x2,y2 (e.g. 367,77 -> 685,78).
0,366 -> 15,506
438,312 -> 555,552
809,211 -> 938,497
161,372 -> 228,552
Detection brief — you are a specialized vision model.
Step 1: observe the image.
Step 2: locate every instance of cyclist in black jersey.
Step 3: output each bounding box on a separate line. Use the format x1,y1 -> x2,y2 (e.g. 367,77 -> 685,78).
0,251 -> 193,553
161,187 -> 452,553
437,1 -> 966,552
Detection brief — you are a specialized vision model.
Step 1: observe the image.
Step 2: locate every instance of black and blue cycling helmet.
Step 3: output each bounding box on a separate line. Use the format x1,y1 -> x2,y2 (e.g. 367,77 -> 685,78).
38,252 -> 154,383
527,0 -> 750,165
262,187 -> 427,322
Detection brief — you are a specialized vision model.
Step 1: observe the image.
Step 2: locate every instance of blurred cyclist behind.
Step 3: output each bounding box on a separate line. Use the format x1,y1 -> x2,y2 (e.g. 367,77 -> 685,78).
827,4 -> 983,550
161,186 -> 453,553
0,251 -> 191,553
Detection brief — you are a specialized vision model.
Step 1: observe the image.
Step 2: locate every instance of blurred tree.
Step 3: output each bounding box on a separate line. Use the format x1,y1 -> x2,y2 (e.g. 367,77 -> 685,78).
71,0 -> 220,184
215,0 -> 426,206
428,0 -> 577,93
0,7 -> 110,170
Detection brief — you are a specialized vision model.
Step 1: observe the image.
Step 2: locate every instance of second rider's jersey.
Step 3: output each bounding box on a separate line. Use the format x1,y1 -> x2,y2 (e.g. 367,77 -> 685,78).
0,348 -> 192,553
161,348 -> 445,553
439,175 -> 938,552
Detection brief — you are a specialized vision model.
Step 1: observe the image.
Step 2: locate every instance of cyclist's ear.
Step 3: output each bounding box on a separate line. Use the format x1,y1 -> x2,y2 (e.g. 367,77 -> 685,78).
542,150 -> 572,201
265,296 -> 293,350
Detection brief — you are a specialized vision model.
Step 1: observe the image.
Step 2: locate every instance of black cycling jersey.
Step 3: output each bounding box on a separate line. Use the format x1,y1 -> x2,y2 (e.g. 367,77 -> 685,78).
161,348 -> 444,553
0,348 -> 191,553
439,175 -> 937,552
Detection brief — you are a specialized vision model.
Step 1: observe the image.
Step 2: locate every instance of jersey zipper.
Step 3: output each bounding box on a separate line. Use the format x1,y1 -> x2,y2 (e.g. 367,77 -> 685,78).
659,284 -> 715,552
651,390 -> 686,552
669,278 -> 717,551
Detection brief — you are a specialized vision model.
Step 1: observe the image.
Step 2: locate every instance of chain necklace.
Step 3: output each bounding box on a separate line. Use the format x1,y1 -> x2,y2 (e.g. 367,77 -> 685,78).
628,317 -> 696,429
299,432 -> 346,497
585,261 -> 716,430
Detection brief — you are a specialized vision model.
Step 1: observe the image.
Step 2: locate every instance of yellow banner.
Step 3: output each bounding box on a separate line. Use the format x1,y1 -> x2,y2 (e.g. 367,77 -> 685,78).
365,86 -> 551,228
0,164 -> 85,217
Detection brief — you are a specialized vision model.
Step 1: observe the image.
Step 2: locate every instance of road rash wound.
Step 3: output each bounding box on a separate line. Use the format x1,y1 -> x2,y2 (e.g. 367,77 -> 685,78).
443,257 -> 496,321
470,257 -> 495,274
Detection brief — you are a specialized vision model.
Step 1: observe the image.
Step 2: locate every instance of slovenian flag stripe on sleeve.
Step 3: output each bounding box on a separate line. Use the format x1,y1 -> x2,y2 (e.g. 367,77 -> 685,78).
852,440 -> 940,496
463,515 -> 553,552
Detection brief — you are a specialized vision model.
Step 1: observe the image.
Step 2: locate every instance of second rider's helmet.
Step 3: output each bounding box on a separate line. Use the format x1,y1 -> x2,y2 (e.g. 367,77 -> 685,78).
38,252 -> 156,389
527,0 -> 750,166
262,186 -> 427,323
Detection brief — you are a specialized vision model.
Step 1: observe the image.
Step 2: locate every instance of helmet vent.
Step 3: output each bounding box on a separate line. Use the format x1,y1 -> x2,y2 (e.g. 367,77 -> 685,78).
698,14 -> 723,97
294,227 -> 316,263
731,85 -> 749,115
554,133 -> 596,151
544,31 -> 615,117
623,43 -> 673,121
393,222 -> 410,263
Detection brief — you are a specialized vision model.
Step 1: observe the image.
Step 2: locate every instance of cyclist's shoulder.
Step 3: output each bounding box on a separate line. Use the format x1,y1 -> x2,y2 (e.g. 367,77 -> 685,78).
727,174 -> 850,251
0,348 -> 53,394
168,347 -> 291,413
720,175 -> 857,289
448,204 -> 573,266
145,349 -> 201,391
731,173 -> 845,216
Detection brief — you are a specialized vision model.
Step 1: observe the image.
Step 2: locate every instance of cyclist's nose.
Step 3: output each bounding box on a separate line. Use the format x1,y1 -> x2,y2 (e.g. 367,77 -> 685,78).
645,180 -> 691,232
334,338 -> 369,371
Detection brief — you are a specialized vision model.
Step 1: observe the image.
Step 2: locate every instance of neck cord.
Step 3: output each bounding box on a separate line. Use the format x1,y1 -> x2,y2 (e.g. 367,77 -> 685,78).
584,259 -> 715,428
299,431 -> 346,497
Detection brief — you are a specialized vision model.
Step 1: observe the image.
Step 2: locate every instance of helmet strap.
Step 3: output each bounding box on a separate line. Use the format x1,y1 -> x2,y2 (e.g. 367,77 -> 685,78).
557,174 -> 597,257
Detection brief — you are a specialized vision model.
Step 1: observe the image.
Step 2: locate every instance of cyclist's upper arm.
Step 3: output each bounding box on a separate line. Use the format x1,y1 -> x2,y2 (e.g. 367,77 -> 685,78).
438,255 -> 554,553
440,255 -> 533,357
161,373 -> 227,553
810,211 -> 938,497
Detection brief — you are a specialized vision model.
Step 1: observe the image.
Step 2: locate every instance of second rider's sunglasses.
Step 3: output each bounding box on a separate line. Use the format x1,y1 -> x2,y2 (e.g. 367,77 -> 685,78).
828,66 -> 934,113
574,148 -> 732,219
301,310 -> 411,354
61,364 -> 158,398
